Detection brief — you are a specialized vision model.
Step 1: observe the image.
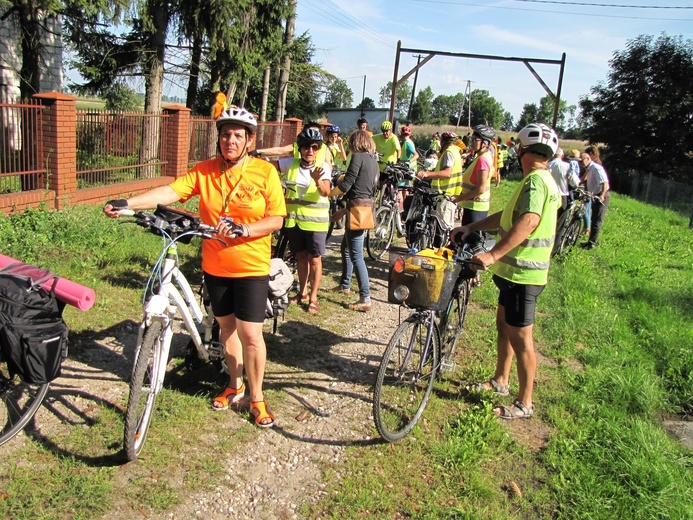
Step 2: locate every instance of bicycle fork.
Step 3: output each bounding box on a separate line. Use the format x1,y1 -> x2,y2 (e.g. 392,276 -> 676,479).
398,312 -> 438,381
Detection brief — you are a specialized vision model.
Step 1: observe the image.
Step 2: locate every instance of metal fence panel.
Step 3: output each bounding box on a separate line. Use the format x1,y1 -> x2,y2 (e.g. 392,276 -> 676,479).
0,100 -> 45,193
614,171 -> 693,217
76,110 -> 169,188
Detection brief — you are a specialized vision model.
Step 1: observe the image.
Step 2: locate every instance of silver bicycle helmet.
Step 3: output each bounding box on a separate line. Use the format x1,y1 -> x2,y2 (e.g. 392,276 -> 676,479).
215,107 -> 257,135
517,123 -> 559,158
472,124 -> 495,142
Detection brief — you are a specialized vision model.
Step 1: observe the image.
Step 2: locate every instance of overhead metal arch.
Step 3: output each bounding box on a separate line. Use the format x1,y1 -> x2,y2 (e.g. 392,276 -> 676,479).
389,41 -> 566,129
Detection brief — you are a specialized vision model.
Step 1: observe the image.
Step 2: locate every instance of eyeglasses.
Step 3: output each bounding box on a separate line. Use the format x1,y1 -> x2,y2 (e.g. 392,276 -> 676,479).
300,143 -> 320,151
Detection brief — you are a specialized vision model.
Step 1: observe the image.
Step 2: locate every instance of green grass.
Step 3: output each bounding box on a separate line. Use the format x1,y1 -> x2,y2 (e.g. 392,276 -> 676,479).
1,187 -> 691,518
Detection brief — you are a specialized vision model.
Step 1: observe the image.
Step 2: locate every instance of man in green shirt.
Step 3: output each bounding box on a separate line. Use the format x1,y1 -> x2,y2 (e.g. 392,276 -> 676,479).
372,121 -> 401,172
452,123 -> 560,420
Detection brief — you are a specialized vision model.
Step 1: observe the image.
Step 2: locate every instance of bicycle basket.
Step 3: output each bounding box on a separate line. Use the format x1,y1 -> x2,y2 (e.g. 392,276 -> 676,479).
387,248 -> 461,311
153,204 -> 201,244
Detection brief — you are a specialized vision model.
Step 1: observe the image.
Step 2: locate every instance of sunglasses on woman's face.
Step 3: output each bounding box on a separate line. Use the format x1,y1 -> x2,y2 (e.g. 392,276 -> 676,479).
301,143 -> 320,151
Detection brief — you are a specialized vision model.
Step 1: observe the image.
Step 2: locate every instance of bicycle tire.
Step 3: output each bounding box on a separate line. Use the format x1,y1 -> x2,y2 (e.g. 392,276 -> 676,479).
439,279 -> 470,372
0,366 -> 50,447
373,315 -> 438,442
562,218 -> 583,254
367,206 -> 395,260
123,321 -> 163,461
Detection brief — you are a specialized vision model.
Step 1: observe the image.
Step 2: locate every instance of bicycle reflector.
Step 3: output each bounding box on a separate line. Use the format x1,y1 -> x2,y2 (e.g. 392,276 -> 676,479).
393,256 -> 406,273
392,255 -> 410,302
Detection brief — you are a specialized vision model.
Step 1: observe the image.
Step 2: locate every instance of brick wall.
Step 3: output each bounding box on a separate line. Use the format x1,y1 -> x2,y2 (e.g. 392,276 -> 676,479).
0,95 -> 301,215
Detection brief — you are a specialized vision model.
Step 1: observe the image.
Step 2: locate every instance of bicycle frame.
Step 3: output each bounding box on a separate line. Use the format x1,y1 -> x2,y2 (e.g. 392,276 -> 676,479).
137,242 -> 217,394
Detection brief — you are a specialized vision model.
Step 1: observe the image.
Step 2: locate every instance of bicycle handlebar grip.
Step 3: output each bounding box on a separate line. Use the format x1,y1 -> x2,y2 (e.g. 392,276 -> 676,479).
118,209 -> 135,217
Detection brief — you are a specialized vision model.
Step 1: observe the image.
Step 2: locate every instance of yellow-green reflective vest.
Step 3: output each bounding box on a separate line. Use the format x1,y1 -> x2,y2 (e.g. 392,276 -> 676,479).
327,144 -> 346,169
490,168 -> 559,285
282,159 -> 330,232
459,151 -> 492,212
431,146 -> 462,196
293,142 -> 328,167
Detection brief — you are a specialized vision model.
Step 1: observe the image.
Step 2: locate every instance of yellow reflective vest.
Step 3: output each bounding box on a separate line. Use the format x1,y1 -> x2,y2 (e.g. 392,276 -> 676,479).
459,151 -> 492,212
431,146 -> 463,196
282,159 -> 330,232
490,168 -> 559,285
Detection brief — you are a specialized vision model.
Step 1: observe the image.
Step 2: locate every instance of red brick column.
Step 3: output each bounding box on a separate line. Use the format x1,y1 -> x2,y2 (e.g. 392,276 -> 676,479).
34,92 -> 77,210
285,117 -> 303,140
162,105 -> 191,179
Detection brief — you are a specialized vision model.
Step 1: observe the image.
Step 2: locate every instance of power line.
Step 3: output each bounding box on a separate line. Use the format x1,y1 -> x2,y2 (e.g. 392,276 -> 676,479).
515,0 -> 693,8
301,0 -> 395,49
411,0 -> 693,21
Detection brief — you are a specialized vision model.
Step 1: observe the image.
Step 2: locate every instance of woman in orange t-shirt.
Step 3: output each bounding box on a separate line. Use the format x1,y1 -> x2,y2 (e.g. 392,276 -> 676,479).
104,108 -> 286,428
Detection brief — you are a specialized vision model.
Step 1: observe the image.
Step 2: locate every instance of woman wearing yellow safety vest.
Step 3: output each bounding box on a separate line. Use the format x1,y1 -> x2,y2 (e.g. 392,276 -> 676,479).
452,123 -> 560,421
452,124 -> 495,228
326,125 -> 347,169
417,131 -> 463,229
275,128 -> 332,315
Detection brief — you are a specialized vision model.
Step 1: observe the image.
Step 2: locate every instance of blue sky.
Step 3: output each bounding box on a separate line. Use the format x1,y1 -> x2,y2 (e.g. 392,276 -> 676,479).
295,0 -> 693,124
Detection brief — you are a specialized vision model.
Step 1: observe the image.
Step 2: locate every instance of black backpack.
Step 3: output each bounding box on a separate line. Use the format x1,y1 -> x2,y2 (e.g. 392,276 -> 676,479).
0,265 -> 69,384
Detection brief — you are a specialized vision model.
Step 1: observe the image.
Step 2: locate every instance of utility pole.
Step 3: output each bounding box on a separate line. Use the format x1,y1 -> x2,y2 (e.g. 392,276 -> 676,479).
406,54 -> 425,121
360,75 -> 366,117
456,80 -> 473,129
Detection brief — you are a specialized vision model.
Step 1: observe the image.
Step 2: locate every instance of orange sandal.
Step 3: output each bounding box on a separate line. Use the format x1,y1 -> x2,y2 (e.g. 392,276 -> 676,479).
250,400 -> 275,428
212,382 -> 246,411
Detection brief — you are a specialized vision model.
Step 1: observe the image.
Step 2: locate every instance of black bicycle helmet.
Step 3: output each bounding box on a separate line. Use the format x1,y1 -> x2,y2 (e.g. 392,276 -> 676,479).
296,128 -> 324,146
472,124 -> 495,142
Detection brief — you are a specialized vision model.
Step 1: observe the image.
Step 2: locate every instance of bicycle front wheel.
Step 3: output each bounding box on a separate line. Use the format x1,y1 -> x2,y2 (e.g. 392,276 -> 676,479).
562,217 -> 583,254
123,321 -> 163,461
367,206 -> 395,260
0,366 -> 49,446
439,279 -> 470,372
373,315 -> 438,442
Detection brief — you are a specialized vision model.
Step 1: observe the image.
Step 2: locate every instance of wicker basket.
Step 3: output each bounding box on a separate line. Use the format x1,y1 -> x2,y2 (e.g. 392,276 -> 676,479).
387,248 -> 461,311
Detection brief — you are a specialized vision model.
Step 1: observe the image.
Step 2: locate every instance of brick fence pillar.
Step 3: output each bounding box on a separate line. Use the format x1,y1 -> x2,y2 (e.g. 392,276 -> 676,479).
285,117 -> 303,140
162,104 -> 191,179
33,92 -> 77,210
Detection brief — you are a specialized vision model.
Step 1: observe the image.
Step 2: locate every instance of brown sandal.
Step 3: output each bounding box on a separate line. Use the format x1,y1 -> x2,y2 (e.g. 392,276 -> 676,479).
250,400 -> 275,428
307,300 -> 319,314
212,382 -> 246,411
289,293 -> 309,305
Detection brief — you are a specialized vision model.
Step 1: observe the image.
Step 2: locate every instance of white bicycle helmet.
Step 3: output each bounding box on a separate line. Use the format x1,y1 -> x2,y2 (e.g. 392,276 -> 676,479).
517,123 -> 558,158
215,107 -> 257,135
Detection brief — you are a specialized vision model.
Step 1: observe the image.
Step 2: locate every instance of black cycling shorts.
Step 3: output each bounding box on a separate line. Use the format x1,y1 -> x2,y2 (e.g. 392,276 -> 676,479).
493,275 -> 545,328
203,272 -> 269,323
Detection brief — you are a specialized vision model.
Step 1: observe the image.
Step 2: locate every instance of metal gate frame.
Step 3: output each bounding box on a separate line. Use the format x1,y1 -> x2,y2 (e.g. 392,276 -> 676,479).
388,40 -> 566,129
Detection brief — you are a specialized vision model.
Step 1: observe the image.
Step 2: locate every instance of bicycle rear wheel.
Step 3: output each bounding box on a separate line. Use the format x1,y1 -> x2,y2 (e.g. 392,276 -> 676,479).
123,321 -> 163,461
367,206 -> 395,260
0,365 -> 49,446
373,315 -> 438,442
439,279 -> 470,372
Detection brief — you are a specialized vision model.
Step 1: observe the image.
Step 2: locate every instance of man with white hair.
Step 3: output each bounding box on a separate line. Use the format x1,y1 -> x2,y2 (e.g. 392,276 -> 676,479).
548,148 -> 579,253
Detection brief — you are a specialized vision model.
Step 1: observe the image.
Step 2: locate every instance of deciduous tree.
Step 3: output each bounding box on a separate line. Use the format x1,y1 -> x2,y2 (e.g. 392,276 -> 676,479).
580,33 -> 693,183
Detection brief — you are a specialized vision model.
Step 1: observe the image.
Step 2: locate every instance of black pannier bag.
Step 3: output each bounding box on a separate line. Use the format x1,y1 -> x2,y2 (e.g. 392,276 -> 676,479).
0,265 -> 68,384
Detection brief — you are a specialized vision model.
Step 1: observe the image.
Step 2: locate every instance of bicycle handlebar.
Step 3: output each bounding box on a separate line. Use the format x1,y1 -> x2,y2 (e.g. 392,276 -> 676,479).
115,205 -> 218,241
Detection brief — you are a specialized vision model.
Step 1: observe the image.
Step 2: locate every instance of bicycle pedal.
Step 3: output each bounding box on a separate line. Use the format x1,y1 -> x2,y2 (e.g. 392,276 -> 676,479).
440,359 -> 456,373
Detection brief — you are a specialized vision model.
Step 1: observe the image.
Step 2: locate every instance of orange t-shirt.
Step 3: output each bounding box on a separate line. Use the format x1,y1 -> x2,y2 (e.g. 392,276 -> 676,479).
170,156 -> 286,278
